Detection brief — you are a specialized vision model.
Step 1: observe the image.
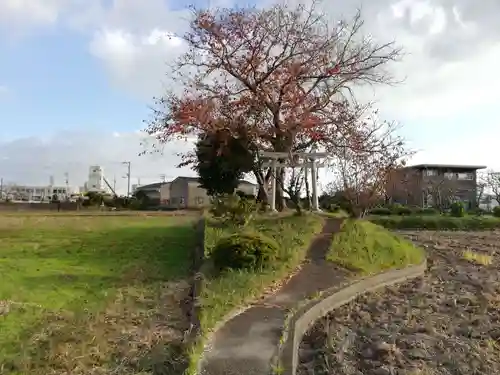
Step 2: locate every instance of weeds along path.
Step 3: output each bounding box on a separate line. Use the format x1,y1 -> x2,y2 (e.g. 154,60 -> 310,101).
199,218 -> 352,375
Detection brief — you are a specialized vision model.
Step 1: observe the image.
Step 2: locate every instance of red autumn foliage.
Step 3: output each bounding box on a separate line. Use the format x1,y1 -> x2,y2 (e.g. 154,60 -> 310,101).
327,64 -> 341,75
145,1 -> 403,204
147,1 -> 401,149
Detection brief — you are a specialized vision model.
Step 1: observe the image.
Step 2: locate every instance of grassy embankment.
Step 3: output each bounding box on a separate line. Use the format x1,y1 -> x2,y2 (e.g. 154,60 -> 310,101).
328,219 -> 425,275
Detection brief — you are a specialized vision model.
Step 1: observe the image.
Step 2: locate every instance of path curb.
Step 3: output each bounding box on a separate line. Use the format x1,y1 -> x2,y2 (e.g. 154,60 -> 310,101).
275,258 -> 427,375
183,216 -> 206,346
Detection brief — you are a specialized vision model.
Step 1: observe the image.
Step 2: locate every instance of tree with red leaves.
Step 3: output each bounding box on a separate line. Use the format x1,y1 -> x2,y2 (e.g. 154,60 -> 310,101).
145,1 -> 402,206
327,115 -> 412,218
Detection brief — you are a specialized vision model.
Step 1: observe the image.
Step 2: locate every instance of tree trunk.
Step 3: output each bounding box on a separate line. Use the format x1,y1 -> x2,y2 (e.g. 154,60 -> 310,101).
292,195 -> 302,215
253,168 -> 271,209
257,185 -> 268,203
276,167 -> 287,211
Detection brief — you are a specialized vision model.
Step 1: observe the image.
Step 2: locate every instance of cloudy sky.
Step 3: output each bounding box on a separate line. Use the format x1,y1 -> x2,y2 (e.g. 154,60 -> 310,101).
0,0 -> 498,194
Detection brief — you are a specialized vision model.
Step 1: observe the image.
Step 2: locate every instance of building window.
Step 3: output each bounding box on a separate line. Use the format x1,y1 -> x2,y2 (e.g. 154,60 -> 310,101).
457,173 -> 473,180
179,197 -> 185,205
424,169 -> 437,176
195,197 -> 204,205
444,172 -> 454,179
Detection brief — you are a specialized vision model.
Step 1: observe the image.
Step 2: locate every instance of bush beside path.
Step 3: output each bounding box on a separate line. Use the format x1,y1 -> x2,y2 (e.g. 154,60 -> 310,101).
191,212 -> 424,375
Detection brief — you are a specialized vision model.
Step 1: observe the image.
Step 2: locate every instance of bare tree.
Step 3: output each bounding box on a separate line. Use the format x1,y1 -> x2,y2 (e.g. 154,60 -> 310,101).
485,170 -> 500,205
476,171 -> 487,208
275,165 -> 306,214
328,115 -> 410,218
425,177 -> 460,211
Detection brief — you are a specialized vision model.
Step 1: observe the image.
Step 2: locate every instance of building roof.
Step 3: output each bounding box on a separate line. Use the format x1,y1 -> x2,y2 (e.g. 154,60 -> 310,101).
136,177 -> 256,191
404,163 -> 487,170
135,182 -> 169,191
172,176 -> 257,186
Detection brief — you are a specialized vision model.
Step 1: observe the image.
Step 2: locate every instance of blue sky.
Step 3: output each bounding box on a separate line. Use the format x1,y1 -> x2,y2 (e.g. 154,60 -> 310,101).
0,0 -> 499,193
0,32 -> 146,139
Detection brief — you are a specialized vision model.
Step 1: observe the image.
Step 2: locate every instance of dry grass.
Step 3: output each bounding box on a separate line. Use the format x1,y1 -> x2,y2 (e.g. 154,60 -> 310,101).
10,281 -> 190,375
462,249 -> 493,266
0,213 -> 197,375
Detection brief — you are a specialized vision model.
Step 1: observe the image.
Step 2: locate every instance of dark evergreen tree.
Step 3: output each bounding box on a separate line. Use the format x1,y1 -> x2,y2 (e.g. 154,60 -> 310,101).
194,131 -> 254,196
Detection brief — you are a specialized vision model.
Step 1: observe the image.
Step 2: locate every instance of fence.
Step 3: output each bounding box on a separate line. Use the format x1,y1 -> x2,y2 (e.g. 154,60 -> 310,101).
0,202 -> 80,211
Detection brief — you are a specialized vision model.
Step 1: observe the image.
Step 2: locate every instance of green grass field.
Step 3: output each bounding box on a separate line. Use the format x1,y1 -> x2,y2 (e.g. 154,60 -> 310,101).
0,213 -> 197,375
328,219 -> 424,275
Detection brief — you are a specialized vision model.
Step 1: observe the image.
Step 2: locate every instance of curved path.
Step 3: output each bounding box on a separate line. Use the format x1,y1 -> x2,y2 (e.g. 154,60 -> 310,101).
199,218 -> 351,375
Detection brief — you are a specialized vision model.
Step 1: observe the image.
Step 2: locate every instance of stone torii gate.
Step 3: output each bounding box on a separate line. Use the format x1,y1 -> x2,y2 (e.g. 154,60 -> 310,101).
260,151 -> 329,212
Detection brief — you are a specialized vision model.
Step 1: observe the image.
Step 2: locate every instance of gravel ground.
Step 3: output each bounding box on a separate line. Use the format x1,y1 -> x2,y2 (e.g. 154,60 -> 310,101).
298,230 -> 500,375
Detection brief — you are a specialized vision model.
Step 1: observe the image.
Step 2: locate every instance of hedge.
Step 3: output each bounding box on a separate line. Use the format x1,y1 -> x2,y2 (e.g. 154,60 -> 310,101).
369,215 -> 500,231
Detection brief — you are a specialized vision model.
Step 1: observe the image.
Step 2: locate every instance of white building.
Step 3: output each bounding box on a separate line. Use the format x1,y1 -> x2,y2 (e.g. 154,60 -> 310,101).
87,165 -> 106,192
5,185 -> 75,202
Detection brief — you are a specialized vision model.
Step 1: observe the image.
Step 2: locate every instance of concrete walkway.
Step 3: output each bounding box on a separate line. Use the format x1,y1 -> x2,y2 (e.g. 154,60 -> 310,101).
199,218 -> 351,375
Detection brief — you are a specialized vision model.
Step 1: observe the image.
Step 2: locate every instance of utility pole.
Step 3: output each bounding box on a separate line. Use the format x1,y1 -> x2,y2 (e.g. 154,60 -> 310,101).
113,175 -> 116,193
122,161 -> 131,197
0,177 -> 3,201
64,172 -> 69,200
160,174 -> 166,183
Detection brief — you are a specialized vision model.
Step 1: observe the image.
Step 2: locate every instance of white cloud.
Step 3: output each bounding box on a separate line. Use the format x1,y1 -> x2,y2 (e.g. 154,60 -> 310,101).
80,0 -> 500,121
0,0 -> 64,36
391,0 -> 447,34
0,131 -> 196,194
382,41 -> 500,119
88,27 -> 186,96
4,0 -> 497,122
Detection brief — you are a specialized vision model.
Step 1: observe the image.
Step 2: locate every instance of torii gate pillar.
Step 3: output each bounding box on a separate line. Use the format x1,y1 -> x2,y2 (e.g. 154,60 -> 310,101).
260,151 -> 328,212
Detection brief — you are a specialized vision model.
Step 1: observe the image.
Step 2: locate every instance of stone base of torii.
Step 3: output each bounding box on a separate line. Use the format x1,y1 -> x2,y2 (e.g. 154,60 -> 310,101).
260,151 -> 328,212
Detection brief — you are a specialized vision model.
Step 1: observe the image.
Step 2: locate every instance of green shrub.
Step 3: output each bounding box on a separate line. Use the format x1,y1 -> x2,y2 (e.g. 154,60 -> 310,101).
369,215 -> 500,231
328,204 -> 340,212
369,207 -> 392,216
413,207 -> 439,215
395,206 -> 412,216
211,230 -> 280,271
450,201 -> 465,217
389,203 -> 403,211
387,203 -> 411,216
469,207 -> 485,216
493,206 -> 500,218
210,194 -> 256,226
